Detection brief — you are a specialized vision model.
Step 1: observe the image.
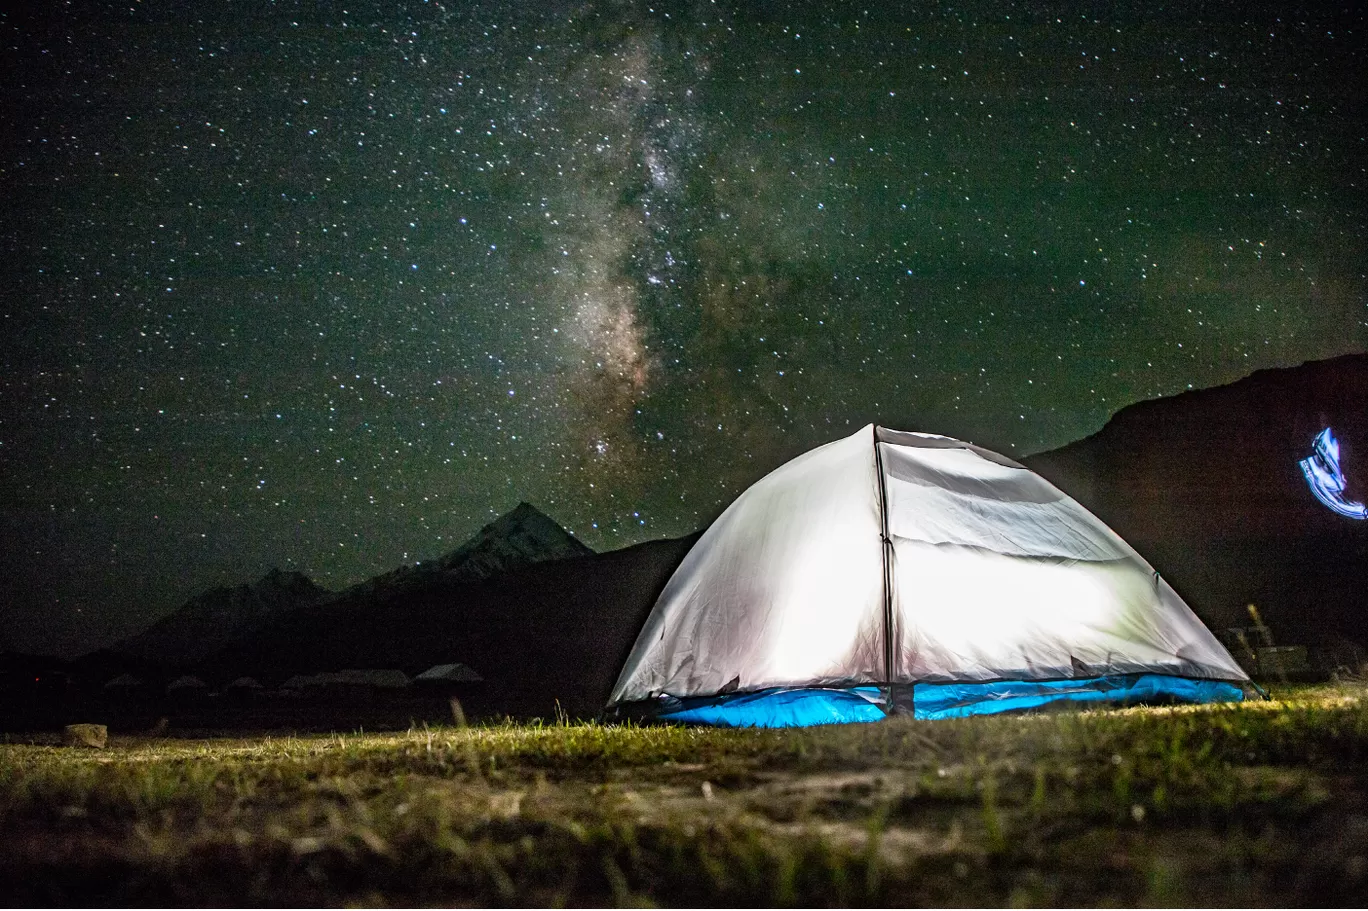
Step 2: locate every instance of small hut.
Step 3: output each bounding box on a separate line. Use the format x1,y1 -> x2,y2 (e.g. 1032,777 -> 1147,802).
103,673 -> 143,692
166,675 -> 207,694
415,663 -> 483,685
223,676 -> 263,698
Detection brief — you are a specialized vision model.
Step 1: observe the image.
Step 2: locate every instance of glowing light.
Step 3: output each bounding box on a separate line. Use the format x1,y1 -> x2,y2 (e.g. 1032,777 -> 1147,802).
1300,427 -> 1367,520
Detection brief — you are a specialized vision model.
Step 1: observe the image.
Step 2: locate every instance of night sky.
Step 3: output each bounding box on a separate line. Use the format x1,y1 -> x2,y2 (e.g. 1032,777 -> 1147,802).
3,1 -> 1364,657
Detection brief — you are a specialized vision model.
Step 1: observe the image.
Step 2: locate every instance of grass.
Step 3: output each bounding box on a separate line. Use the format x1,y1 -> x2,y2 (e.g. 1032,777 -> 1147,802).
2,683 -> 1366,906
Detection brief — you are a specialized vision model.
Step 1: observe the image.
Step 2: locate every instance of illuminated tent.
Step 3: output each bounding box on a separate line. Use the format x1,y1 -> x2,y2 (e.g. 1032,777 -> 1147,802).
607,425 -> 1252,727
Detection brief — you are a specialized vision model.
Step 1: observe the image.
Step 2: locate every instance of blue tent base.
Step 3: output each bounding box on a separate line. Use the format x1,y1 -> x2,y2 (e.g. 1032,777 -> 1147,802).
659,686 -> 888,728
643,674 -> 1245,728
912,674 -> 1245,720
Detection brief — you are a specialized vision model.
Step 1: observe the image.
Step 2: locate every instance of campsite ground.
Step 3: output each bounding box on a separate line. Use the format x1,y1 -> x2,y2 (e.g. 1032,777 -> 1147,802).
1,683 -> 1365,906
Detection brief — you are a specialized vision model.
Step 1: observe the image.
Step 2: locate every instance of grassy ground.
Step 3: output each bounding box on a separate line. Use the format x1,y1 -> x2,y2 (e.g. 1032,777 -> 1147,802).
2,684 -> 1366,907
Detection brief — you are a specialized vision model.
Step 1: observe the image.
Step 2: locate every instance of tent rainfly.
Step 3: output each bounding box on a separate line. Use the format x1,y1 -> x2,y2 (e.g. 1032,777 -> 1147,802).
607,425 -> 1254,727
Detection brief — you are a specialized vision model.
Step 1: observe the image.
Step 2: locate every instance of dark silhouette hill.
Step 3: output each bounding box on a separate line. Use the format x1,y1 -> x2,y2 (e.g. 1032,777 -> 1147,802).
340,501 -> 596,600
70,500 -> 693,722
108,502 -> 591,670
113,568 -> 332,666
201,533 -> 698,718
84,352 -> 1368,727
1026,352 -> 1368,649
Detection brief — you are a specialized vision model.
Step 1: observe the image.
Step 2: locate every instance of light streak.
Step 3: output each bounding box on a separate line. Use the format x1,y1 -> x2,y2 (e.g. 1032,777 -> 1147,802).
1299,427 -> 1367,520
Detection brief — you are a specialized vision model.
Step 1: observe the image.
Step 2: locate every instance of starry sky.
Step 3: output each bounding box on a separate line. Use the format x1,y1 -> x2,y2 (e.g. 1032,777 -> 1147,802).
2,1 -> 1365,657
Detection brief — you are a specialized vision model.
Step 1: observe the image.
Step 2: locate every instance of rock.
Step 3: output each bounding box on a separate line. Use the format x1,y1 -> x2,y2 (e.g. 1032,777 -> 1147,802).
62,723 -> 107,748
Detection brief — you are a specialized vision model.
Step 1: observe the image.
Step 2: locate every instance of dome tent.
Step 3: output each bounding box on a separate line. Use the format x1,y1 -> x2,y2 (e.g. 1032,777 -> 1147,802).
607,425 -> 1252,727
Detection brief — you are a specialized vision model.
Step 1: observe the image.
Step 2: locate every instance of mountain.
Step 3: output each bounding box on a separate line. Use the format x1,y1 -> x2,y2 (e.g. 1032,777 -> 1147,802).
100,498 -> 680,718
433,501 -> 595,581
202,533 -> 698,718
106,502 -> 590,669
113,568 -> 332,666
337,502 -> 595,599
1025,352 -> 1368,648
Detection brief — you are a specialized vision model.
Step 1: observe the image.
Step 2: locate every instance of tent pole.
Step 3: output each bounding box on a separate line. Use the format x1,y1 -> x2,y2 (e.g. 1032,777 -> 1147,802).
872,425 -> 895,707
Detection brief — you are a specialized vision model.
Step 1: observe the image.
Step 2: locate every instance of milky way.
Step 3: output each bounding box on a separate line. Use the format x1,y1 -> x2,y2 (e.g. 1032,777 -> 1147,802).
1,1 -> 1364,654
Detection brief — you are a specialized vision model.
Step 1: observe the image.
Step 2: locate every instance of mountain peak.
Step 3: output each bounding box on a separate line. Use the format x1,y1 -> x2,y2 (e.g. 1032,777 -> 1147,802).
435,502 -> 593,582
255,567 -> 330,600
101,505 -> 591,667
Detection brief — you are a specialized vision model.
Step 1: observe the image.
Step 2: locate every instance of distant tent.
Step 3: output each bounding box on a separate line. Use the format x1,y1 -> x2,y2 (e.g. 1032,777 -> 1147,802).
103,673 -> 142,689
282,670 -> 409,689
223,676 -> 263,701
608,425 -> 1253,727
415,663 -> 484,684
166,675 -> 207,693
335,669 -> 409,688
225,676 -> 263,691
280,673 -> 317,690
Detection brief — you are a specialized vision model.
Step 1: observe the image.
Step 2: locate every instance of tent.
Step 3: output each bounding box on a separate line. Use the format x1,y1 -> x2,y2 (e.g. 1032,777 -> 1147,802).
223,676 -> 264,702
607,425 -> 1253,727
224,676 -> 264,691
166,675 -> 208,695
103,673 -> 142,690
415,663 -> 484,684
282,670 -> 410,689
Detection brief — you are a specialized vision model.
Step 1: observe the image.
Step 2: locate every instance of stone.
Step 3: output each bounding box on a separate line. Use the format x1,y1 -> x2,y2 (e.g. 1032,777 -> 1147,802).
62,723 -> 107,748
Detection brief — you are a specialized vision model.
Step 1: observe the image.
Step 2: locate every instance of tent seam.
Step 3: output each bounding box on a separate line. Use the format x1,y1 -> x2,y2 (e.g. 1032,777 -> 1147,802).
873,425 -> 895,693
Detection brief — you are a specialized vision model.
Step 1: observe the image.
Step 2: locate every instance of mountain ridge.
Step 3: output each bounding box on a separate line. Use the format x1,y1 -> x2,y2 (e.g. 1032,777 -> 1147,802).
199,532 -> 699,717
114,568 -> 332,666
108,501 -> 592,668
1025,351 -> 1368,647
